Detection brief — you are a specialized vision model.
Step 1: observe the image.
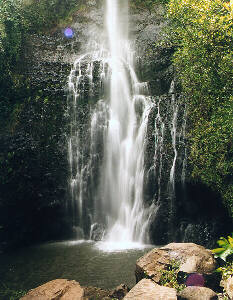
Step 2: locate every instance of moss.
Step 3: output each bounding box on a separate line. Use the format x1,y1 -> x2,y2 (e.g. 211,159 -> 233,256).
159,260 -> 186,292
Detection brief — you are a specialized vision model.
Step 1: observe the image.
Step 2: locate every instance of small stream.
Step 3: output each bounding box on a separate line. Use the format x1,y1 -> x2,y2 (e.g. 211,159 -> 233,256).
0,241 -> 153,292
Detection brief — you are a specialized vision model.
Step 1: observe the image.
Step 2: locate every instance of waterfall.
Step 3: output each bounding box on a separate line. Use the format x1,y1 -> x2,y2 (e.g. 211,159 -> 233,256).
66,0 -> 188,247
101,0 -> 152,246
67,0 -> 153,247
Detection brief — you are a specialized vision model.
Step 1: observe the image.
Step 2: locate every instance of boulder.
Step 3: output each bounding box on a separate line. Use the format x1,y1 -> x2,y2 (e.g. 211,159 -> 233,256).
136,243 -> 216,284
178,286 -> 217,300
20,279 -> 84,300
123,278 -> 177,300
225,277 -> 233,299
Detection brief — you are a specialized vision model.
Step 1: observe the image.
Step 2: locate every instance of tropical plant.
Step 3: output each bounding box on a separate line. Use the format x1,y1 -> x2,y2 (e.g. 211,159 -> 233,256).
216,261 -> 233,280
212,234 -> 233,262
166,0 -> 233,217
159,260 -> 186,292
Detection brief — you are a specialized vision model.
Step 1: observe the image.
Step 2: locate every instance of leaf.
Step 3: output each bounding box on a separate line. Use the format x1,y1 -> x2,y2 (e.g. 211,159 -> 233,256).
218,237 -> 229,248
212,247 -> 225,254
212,234 -> 233,261
219,247 -> 233,262
228,236 -> 233,248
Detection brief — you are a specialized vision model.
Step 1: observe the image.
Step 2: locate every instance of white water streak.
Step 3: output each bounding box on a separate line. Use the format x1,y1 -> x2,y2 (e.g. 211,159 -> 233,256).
102,0 -> 152,245
67,0 -> 153,246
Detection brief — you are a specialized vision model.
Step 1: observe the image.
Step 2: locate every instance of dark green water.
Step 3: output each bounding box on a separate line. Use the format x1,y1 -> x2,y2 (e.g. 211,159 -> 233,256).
0,241 -> 153,292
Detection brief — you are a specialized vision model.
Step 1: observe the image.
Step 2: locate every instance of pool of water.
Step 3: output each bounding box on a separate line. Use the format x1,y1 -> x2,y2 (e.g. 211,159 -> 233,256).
0,240 -> 154,292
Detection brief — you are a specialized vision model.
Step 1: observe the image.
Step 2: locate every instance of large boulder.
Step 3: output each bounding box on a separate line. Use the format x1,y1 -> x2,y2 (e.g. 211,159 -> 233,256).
178,286 -> 217,300
136,243 -> 217,284
20,279 -> 84,300
123,279 -> 177,300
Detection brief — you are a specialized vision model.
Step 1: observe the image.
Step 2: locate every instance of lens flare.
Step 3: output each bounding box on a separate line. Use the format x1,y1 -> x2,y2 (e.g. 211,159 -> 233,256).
64,27 -> 74,38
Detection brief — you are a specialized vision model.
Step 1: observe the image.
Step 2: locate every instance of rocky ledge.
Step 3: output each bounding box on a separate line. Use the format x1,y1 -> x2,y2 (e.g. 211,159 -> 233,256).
20,243 -> 232,300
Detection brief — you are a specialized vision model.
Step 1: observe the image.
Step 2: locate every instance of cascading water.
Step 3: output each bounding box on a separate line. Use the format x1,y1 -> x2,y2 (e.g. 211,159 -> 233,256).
67,0 -> 153,248
144,80 -> 188,244
66,0 -> 189,248
101,0 -> 153,246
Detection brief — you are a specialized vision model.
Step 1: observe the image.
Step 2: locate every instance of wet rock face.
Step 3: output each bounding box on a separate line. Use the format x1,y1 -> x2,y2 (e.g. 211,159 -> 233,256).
90,223 -> 105,241
131,6 -> 174,96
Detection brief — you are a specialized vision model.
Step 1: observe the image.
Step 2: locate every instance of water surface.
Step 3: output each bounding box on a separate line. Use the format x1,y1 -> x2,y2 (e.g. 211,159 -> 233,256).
0,241 -> 153,292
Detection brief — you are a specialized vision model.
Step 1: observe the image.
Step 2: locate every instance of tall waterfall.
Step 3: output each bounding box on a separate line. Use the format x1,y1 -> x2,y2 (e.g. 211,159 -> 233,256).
67,0 -> 153,247
67,0 -> 188,248
101,0 -> 152,245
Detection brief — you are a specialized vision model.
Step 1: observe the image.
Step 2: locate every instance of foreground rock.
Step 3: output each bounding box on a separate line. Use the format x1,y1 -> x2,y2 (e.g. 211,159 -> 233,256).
136,243 -> 217,284
20,281 -> 129,300
123,279 -> 177,300
221,276 -> 233,300
178,286 -> 217,299
20,279 -> 84,300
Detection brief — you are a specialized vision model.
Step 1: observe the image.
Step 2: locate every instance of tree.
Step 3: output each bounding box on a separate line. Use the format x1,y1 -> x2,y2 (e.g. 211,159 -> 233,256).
167,0 -> 233,216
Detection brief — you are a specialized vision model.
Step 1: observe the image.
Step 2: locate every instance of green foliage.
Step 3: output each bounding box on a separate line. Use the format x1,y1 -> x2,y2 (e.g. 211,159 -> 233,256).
0,0 -> 76,250
0,0 -> 26,65
216,261 -> 233,280
167,0 -> 233,216
23,0 -> 87,33
0,283 -> 26,300
131,0 -> 169,11
212,234 -> 233,261
159,260 -> 186,292
0,0 -> 85,128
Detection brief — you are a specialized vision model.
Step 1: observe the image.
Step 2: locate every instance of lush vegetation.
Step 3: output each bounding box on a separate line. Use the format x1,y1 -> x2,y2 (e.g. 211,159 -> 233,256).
131,0 -> 169,10
212,234 -> 233,298
166,0 -> 233,217
212,234 -> 233,261
159,260 -> 186,292
0,0 -> 85,250
0,0 -> 86,131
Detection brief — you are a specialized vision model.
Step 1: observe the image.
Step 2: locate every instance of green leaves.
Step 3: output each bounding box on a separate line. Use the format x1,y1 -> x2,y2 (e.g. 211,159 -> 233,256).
212,234 -> 233,261
166,0 -> 233,217
159,260 -> 186,292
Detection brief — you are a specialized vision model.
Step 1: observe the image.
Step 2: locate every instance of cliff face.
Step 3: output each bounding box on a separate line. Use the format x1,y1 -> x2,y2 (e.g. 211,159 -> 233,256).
0,0 -> 230,251
130,6 -> 231,246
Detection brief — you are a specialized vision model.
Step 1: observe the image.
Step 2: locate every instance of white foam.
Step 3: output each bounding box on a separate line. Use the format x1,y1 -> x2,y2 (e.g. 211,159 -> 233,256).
95,240 -> 150,252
